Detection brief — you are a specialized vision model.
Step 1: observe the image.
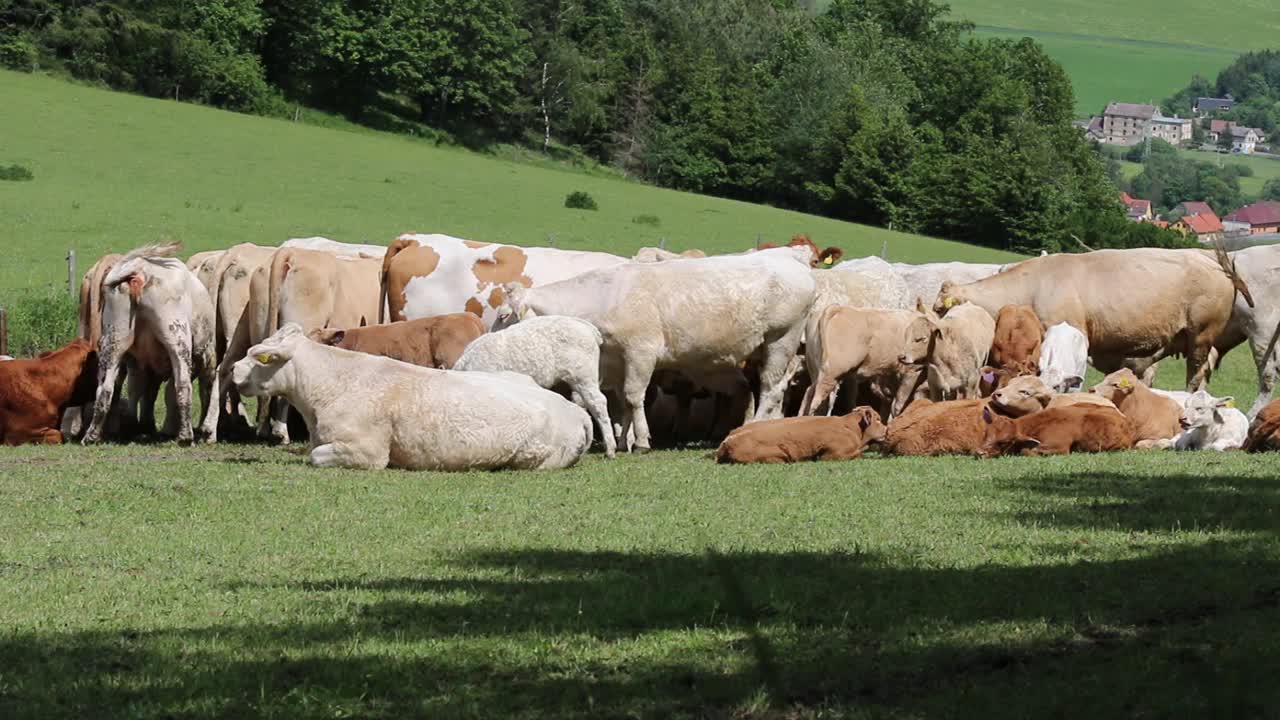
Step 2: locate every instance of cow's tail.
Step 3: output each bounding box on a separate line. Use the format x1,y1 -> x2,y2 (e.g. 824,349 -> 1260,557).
1214,237 -> 1254,308
80,255 -> 125,348
267,248 -> 294,338
121,240 -> 183,263
379,236 -> 420,324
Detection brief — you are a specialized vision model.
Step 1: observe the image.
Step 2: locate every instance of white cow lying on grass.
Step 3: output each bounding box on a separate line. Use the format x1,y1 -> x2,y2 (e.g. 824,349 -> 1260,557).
232,324 -> 592,470
453,315 -> 616,458
1174,390 -> 1248,451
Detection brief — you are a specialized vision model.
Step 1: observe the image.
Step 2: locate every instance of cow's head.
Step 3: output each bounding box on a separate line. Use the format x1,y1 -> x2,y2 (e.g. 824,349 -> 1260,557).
1091,368 -> 1141,404
1180,390 -> 1234,431
785,234 -> 843,268
233,323 -> 306,399
990,375 -> 1053,417
978,405 -> 1038,458
1039,367 -> 1084,394
307,328 -> 347,347
492,282 -> 535,330
848,405 -> 888,445
899,300 -> 941,366
933,282 -> 964,317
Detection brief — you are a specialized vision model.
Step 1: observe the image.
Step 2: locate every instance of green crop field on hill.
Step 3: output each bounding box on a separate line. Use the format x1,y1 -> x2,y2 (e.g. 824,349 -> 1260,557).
947,0 -> 1280,117
1,72 -> 1278,719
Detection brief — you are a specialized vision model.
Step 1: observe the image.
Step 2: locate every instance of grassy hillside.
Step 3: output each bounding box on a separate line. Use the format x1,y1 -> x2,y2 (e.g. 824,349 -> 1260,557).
949,0 -> 1277,117
0,70 -> 1017,301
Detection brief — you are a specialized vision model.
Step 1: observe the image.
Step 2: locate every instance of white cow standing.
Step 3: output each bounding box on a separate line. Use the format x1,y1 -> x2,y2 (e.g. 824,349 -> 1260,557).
232,324 -> 591,470
498,246 -> 816,452
82,243 -> 219,445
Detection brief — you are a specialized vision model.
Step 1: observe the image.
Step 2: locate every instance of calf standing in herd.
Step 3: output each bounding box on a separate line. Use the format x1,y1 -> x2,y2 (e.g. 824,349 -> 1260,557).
899,301 -> 995,401
803,306 -> 924,418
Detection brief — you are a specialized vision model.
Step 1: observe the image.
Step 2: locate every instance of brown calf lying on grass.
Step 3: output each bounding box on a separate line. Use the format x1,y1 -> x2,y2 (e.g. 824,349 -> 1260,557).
977,404 -> 1135,458
309,313 -> 486,370
1090,368 -> 1180,448
1244,399 -> 1280,452
880,398 -> 993,456
716,406 -> 886,464
0,339 -> 98,445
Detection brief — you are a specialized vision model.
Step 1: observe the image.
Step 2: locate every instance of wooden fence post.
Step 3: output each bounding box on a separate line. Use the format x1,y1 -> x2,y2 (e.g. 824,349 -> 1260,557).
0,308 -> 8,357
67,249 -> 77,298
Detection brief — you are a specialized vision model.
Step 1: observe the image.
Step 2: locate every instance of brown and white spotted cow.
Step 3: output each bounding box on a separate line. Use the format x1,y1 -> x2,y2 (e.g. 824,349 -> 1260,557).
379,233 -> 629,326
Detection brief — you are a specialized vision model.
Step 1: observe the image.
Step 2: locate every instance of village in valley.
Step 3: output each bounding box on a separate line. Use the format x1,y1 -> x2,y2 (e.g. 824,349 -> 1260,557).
1079,95 -> 1280,246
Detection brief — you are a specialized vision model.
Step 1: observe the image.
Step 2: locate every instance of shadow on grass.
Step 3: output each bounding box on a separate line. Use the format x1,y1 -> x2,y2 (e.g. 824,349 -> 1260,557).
3,470 -> 1279,718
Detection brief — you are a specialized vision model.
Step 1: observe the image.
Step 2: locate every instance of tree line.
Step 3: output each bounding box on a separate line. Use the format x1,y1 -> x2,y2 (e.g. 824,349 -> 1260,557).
2,0 -> 1170,253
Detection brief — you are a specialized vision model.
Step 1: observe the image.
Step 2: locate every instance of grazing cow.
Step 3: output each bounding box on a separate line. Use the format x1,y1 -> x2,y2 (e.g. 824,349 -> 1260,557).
802,305 -> 925,418
232,324 -> 591,470
881,398 -> 995,456
1243,399 -> 1280,452
1173,391 -> 1247,451
310,313 -> 485,370
82,243 -> 219,445
935,247 -> 1252,390
0,340 -> 98,445
380,233 -> 628,326
633,247 -> 706,262
989,304 -> 1043,372
714,406 -> 887,464
891,261 -> 1008,312
450,315 -> 616,458
1039,322 -> 1088,393
977,404 -> 1135,457
498,246 -> 815,451
1089,369 -> 1181,448
900,301 -> 995,401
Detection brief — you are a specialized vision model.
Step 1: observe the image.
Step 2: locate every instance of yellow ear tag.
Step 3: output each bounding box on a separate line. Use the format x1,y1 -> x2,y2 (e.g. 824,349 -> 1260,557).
822,256 -> 834,266
1117,378 -> 1132,389
944,297 -> 958,309
1225,398 -> 1236,409
255,353 -> 275,364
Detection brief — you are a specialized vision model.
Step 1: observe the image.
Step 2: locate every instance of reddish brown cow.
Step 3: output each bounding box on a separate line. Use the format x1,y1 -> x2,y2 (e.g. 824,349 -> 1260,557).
308,313 -> 486,369
881,398 -> 993,456
757,234 -> 844,268
989,304 -> 1043,372
1244,399 -> 1280,452
978,404 -> 1135,457
0,340 -> 98,445
715,406 -> 886,464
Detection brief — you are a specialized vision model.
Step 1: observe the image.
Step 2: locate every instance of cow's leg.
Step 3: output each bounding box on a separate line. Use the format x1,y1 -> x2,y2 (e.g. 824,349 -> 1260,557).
621,356 -> 656,452
753,325 -> 807,422
807,372 -> 839,417
161,382 -> 180,437
196,357 -> 219,443
163,339 -> 196,445
1249,336 -> 1280,419
798,384 -> 816,417
83,350 -> 126,444
1186,335 -> 1214,392
309,440 -> 389,470
890,369 -> 923,419
573,381 -> 616,458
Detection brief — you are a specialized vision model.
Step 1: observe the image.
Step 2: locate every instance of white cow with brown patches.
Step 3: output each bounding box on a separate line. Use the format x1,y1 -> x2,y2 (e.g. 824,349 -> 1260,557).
232,324 -> 592,470
82,242 -> 219,445
380,233 -> 628,326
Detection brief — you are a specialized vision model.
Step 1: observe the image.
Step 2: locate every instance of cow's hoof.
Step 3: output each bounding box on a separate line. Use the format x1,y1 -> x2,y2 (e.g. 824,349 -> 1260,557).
631,446 -> 652,455
177,435 -> 194,447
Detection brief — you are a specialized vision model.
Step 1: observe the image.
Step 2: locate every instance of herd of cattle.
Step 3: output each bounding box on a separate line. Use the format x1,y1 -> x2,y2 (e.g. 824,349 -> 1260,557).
6,232 -> 1280,469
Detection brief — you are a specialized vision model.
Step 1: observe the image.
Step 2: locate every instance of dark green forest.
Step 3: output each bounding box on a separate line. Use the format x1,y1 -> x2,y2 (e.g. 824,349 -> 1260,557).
1,0 -> 1182,252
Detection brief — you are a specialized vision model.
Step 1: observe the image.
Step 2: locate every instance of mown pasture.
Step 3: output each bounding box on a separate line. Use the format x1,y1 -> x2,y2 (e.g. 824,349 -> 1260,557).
1,72 -> 1278,718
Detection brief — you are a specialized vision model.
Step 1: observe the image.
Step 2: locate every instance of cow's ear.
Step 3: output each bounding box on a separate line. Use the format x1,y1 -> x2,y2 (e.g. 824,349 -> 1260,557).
982,406 -> 994,424
1014,436 -> 1041,452
329,330 -> 346,345
858,408 -> 875,430
254,352 -> 283,365
1218,396 -> 1235,409
1064,375 -> 1084,392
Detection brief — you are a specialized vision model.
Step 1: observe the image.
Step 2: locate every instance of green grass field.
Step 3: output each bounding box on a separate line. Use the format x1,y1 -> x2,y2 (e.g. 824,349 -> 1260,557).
2,73 -> 1279,718
952,0 -> 1279,118
1117,148 -> 1280,199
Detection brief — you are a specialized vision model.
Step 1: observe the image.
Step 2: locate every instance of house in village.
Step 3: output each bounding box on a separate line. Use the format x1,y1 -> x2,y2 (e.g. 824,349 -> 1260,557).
1174,211 -> 1224,243
1119,192 -> 1153,221
1194,96 -> 1234,116
1099,103 -> 1192,146
1208,120 -> 1265,153
1224,201 -> 1280,234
